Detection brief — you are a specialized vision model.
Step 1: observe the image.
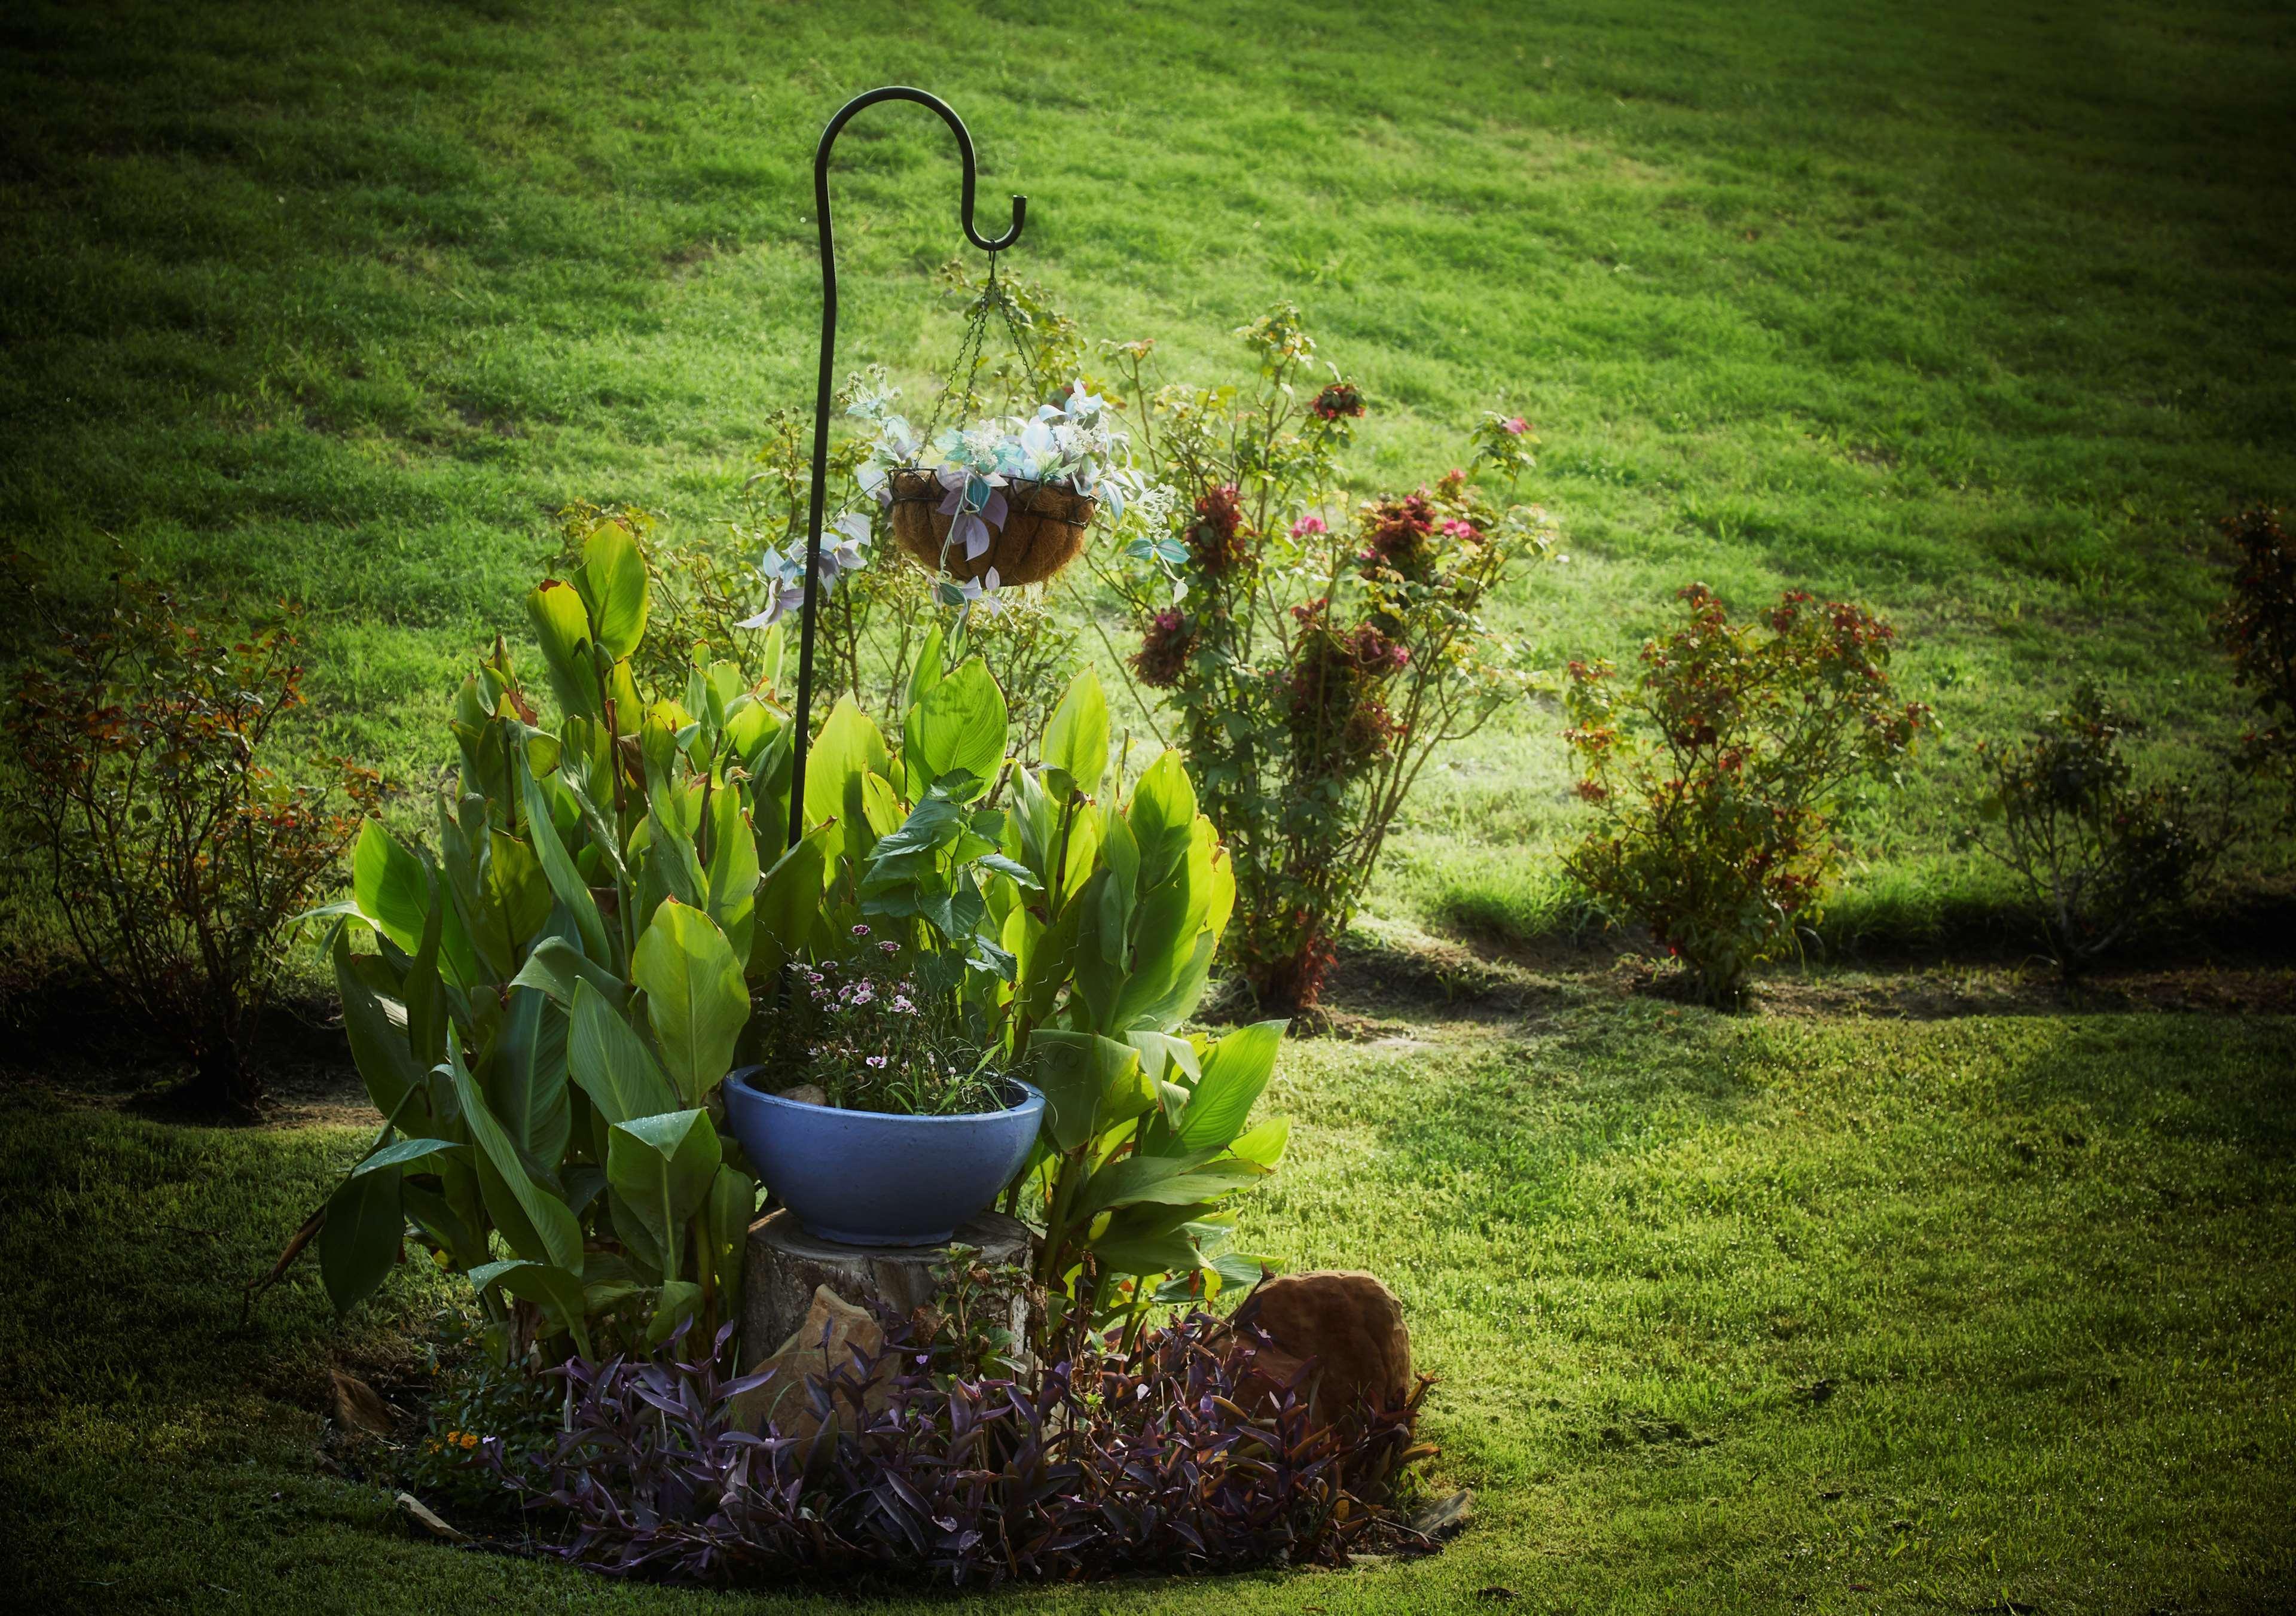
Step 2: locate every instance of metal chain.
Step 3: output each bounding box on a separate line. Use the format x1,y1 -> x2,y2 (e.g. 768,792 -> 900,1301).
923,251 -> 1002,446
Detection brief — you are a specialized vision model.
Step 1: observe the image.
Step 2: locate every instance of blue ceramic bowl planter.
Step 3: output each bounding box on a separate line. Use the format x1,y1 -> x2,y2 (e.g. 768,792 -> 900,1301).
723,1068 -> 1045,1247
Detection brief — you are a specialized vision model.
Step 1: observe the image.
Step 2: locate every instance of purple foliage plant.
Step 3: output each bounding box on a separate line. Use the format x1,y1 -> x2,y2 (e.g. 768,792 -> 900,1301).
493,1309 -> 1434,1587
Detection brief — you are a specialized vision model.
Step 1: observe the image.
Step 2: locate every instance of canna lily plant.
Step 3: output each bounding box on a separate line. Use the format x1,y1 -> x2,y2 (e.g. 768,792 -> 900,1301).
309,512 -> 791,1362
303,514 -> 1291,1365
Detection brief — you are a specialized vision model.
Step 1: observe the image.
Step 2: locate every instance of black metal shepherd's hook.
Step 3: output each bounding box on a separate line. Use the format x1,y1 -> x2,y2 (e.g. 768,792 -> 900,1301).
785,87 -> 1027,852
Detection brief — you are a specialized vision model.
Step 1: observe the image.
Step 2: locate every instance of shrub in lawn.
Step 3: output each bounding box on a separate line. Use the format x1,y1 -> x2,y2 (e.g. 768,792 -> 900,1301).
2,553 -> 377,1115
505,1307 -> 1432,1587
2215,504 -> 2296,817
1098,306 -> 1553,1014
1563,584 -> 1929,1006
1962,679 -> 2224,977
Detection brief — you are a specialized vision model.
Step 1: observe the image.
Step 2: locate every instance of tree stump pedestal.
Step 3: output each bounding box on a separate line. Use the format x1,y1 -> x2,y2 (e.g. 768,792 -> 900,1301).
743,1208 -> 1034,1360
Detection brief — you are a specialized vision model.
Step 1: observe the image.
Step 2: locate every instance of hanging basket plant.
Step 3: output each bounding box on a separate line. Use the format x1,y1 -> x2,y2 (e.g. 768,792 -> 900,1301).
739,275 -> 1146,630
857,264 -> 1140,599
860,378 -> 1137,597
886,466 -> 1095,587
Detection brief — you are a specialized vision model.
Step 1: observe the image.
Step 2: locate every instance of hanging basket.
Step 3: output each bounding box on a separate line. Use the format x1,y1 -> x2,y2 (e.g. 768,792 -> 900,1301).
887,468 -> 1097,588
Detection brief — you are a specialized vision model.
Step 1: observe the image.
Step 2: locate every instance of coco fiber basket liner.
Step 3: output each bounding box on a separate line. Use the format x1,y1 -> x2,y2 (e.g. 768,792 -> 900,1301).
887,468 -> 1097,587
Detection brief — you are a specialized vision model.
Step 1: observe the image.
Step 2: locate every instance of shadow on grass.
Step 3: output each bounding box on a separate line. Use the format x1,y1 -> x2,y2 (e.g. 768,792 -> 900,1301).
0,965 -> 368,1126
1424,864 -> 2296,987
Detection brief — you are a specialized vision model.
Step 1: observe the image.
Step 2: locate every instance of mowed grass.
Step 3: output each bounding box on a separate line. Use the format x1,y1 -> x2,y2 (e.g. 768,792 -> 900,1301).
4,1006 -> 2292,1613
3,0 -> 2294,955
5,4 -> 2296,1611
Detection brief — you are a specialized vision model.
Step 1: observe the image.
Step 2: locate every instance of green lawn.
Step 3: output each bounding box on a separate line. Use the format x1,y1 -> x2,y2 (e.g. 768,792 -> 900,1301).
4,1004 -> 2292,1612
4,0 -> 2294,950
5,0 -> 2296,1610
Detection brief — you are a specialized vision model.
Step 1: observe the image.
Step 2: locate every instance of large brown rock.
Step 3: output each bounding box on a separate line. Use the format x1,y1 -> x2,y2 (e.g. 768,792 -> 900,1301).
1229,1270 -> 1412,1416
727,1284 -> 887,1451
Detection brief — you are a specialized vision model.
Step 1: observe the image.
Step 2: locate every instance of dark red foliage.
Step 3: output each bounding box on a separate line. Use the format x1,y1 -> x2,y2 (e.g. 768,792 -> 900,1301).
1186,483 -> 1253,576
1311,382 -> 1366,422
1132,607 -> 1195,689
1357,490 -> 1441,585
503,1310 -> 1433,1589
1281,608 -> 1407,778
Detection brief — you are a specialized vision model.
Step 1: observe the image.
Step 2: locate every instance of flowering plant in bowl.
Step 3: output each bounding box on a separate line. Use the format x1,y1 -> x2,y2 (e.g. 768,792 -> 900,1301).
724,928 -> 1043,1248
789,932 -> 1009,1117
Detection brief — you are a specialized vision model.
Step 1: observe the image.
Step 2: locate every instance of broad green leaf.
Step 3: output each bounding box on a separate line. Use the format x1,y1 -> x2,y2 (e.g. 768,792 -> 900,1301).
567,978 -> 679,1124
1125,931 -> 1218,1035
404,850 -> 447,1065
805,696 -> 890,876
1015,891 -> 1084,1033
1076,1154 -> 1268,1218
581,1249 -> 647,1315
486,827 -> 554,954
912,656 -> 1007,795
1030,1030 -> 1146,1154
1088,1228 -> 1203,1280
1126,749 -> 1196,892
1174,1019 -> 1287,1154
319,1160 -> 404,1316
1071,870 -> 1126,1030
703,783 -> 758,962
350,1137 -> 466,1178
1226,1115 -> 1290,1169
1042,666 -> 1110,798
869,791 -> 966,863
722,694 -> 777,767
905,624 -> 945,712
607,1108 -> 720,1285
519,759 -> 612,965
402,1178 -> 487,1272
468,1260 -> 594,1358
632,899 -> 749,1105
752,824 -> 831,980
350,819 -> 429,956
608,660 -> 643,736
644,804 -> 707,910
1099,803 -> 1140,901
488,981 -> 570,1169
508,935 -> 629,1010
1009,764 -> 1057,886
527,578 -> 602,721
332,932 -> 423,1124
1203,826 -> 1237,943
1058,806 -> 1103,903
575,520 -> 649,659
450,1047 -> 584,1273
1110,880 -> 1205,1030
702,1165 -> 753,1315
646,1280 -> 704,1346
1125,1030 -> 1201,1087
860,770 -> 906,839
438,795 -> 511,984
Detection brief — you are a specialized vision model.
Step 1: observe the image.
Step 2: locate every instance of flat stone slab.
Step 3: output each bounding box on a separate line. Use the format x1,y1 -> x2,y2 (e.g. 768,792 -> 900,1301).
744,1208 -> 1033,1362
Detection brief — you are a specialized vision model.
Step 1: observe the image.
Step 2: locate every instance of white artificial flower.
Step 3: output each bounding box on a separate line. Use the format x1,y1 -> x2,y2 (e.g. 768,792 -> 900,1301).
937,568 -> 1005,617
826,512 -> 871,574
